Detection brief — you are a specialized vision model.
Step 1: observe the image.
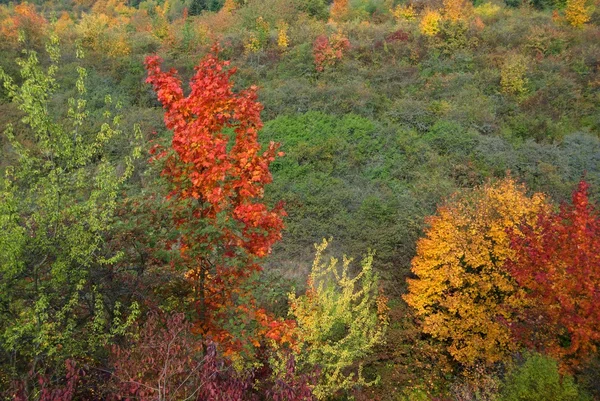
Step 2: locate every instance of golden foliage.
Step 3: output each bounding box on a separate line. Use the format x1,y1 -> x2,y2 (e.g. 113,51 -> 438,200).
420,9 -> 442,36
404,178 -> 547,367
330,0 -> 350,22
244,33 -> 260,54
221,0 -> 237,14
443,0 -> 473,22
244,16 -> 270,54
391,4 -> 417,21
0,3 -> 47,47
565,0 -> 590,27
277,20 -> 289,49
289,239 -> 387,399
76,12 -> 130,57
54,12 -> 75,40
92,0 -> 133,18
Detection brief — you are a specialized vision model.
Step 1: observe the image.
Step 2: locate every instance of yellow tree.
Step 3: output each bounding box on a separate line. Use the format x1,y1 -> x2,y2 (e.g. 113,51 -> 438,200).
277,20 -> 289,50
391,4 -> 417,22
420,9 -> 442,36
565,0 -> 590,27
404,178 -> 547,367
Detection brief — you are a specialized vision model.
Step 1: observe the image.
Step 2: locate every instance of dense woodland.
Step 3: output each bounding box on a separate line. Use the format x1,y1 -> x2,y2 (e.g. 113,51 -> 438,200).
1,0 -> 600,399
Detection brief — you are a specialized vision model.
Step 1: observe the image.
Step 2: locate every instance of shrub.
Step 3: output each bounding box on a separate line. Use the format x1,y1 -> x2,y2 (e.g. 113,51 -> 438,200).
500,353 -> 590,401
500,53 -> 529,96
313,31 -> 350,72
391,4 -> 418,21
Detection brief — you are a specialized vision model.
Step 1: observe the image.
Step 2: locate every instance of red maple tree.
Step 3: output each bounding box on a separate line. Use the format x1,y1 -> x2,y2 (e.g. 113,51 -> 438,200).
145,47 -> 291,355
507,180 -> 600,368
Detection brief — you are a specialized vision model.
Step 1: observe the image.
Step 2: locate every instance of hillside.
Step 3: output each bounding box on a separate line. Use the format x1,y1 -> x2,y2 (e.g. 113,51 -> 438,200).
1,0 -> 599,399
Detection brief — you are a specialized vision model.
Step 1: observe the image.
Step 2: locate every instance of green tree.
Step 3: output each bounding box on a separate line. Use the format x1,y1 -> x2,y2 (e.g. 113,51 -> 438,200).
0,36 -> 140,395
500,353 -> 590,401
189,0 -> 208,15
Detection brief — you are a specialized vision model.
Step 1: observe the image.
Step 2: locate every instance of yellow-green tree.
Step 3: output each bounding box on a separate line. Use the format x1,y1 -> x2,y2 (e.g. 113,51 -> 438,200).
289,239 -> 388,399
404,178 -> 547,367
500,53 -> 529,97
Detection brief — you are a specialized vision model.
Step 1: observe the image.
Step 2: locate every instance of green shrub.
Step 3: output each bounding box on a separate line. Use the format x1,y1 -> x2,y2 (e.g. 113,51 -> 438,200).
422,120 -> 480,156
500,353 -> 590,401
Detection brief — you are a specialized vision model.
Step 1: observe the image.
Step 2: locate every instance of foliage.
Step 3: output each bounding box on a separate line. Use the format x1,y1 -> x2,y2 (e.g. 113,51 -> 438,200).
499,353 -> 590,401
277,20 -> 290,49
420,9 -> 442,36
443,0 -> 473,22
0,3 -> 47,48
313,31 -> 351,72
391,4 -> 417,21
266,352 -> 317,401
500,53 -> 529,96
330,0 -> 350,22
12,359 -> 82,401
111,310 -> 317,400
288,238 -> 388,399
244,16 -> 271,54
507,181 -> 600,368
0,0 -> 600,399
145,47 -> 291,357
259,112 -> 433,285
0,36 -> 141,397
404,178 -> 548,367
110,312 -> 254,400
295,0 -> 329,20
565,0 -> 591,27
435,19 -> 472,55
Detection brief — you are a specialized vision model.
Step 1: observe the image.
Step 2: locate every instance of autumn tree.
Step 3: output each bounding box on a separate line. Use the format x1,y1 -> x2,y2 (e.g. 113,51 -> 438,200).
442,0 -> 472,23
330,0 -> 350,22
391,4 -> 416,21
564,0 -> 590,27
420,9 -> 442,36
0,3 -> 47,48
507,181 -> 600,368
276,20 -> 289,50
289,239 -> 388,399
313,32 -> 350,72
144,47 -> 290,356
404,178 -> 547,367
